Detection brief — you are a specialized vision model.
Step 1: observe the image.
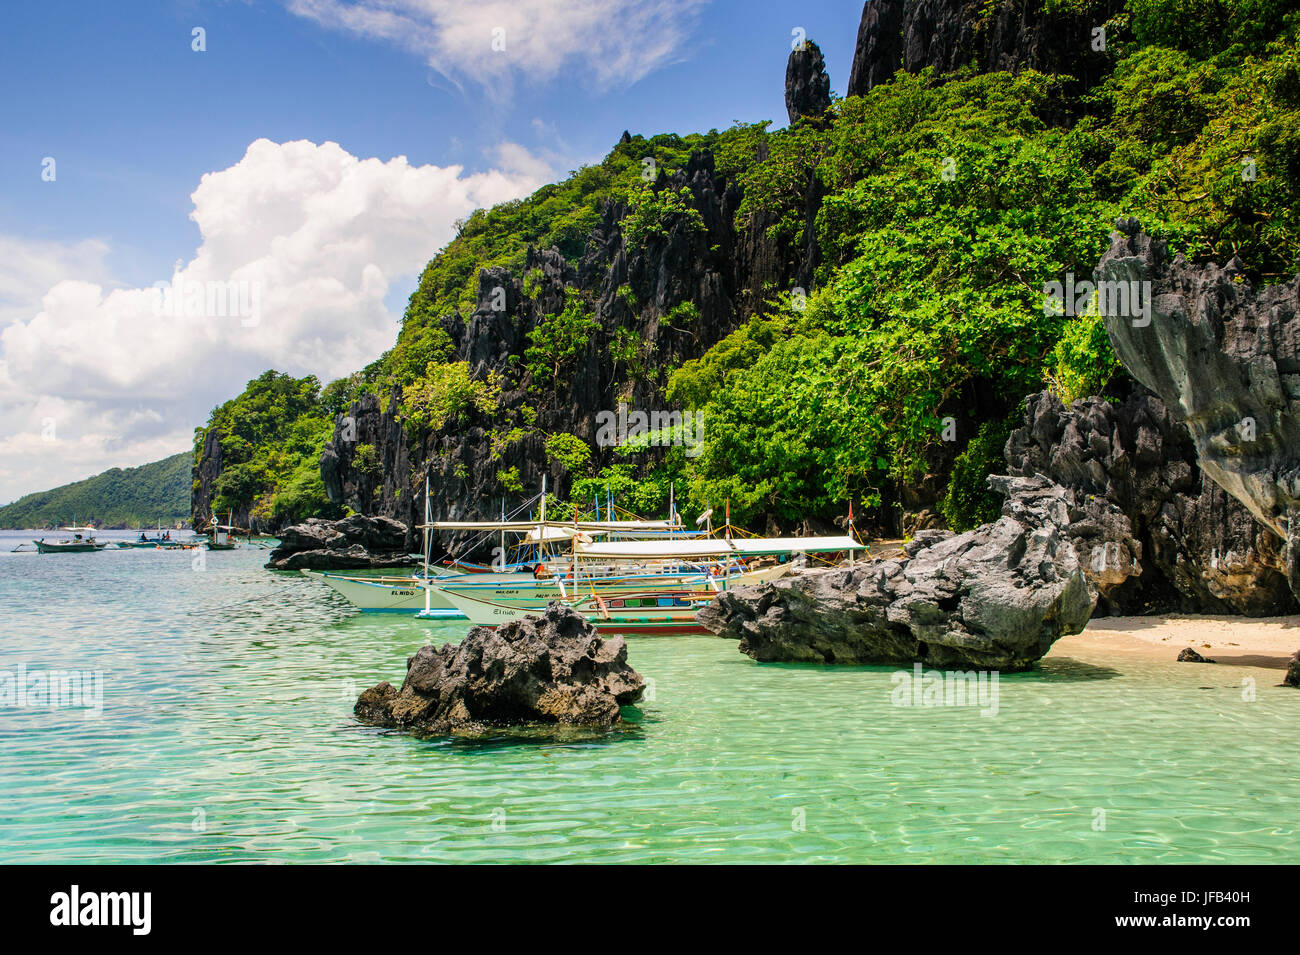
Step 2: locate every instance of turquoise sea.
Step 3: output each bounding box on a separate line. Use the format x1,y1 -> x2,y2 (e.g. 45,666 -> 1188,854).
0,529 -> 1295,863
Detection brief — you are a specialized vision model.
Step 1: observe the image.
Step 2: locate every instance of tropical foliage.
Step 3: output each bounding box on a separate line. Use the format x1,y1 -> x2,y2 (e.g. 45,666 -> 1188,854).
194,370 -> 339,523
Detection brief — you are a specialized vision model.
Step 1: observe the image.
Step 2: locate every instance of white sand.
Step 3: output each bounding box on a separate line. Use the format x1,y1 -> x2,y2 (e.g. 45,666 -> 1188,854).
1052,614 -> 1300,670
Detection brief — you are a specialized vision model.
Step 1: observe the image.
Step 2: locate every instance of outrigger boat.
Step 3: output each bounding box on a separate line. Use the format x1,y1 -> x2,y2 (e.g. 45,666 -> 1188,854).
437,588 -> 718,635
120,521 -> 177,548
430,535 -> 865,633
33,526 -> 108,554
302,477 -> 695,616
205,510 -> 239,550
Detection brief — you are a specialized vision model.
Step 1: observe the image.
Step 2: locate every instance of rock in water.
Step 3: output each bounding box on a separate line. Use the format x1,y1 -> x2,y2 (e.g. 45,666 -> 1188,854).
785,39 -> 831,124
266,514 -> 411,569
697,476 -> 1095,671
1285,651 -> 1300,688
1098,218 -> 1300,597
354,605 -> 645,735
1177,647 -> 1216,663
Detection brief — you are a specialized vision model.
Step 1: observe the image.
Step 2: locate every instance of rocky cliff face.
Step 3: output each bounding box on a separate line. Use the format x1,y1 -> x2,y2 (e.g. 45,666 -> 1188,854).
847,0 -> 1125,97
785,39 -> 832,123
1098,219 -> 1300,599
190,429 -> 254,532
322,146 -> 815,553
1007,387 -> 1297,616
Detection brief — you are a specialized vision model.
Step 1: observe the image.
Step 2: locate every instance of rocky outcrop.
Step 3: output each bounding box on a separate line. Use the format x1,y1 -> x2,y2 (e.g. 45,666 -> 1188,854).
847,0 -> 1125,97
1007,388 -> 1297,616
1098,219 -> 1300,598
265,514 -> 412,570
785,39 -> 832,123
1178,647 -> 1216,663
354,605 -> 645,735
190,429 -> 251,532
697,475 -> 1095,671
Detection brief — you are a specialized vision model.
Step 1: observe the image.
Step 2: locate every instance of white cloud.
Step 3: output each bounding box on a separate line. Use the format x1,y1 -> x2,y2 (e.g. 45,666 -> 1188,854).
0,138 -> 552,505
287,0 -> 707,96
0,236 -> 111,328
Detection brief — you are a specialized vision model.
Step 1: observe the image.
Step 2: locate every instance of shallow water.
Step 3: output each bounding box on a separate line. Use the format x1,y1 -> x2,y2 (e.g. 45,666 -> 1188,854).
0,531 -> 1295,863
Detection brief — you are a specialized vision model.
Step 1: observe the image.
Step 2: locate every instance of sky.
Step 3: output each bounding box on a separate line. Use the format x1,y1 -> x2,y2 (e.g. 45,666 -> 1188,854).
0,0 -> 867,505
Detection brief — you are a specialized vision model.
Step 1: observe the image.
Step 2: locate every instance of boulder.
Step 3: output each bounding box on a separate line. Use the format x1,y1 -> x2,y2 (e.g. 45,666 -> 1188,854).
266,514 -> 412,570
1177,647 -> 1216,663
1098,218 -> 1300,598
697,476 -> 1096,671
1285,651 -> 1300,688
354,604 -> 645,735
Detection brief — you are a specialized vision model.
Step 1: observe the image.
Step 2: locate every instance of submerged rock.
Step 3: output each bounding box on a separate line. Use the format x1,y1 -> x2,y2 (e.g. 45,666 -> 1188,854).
266,514 -> 412,570
354,604 -> 645,735
1177,647 -> 1216,664
697,476 -> 1095,671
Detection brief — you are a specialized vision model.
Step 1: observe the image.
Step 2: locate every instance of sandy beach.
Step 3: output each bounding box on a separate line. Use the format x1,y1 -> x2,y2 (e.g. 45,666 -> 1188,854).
1052,614 -> 1300,671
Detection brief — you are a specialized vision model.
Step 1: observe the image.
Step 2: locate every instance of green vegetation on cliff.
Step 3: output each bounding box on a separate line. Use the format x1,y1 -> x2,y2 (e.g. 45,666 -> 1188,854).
0,452 -> 191,529
194,370 -> 340,524
205,1 -> 1300,536
672,7 -> 1300,529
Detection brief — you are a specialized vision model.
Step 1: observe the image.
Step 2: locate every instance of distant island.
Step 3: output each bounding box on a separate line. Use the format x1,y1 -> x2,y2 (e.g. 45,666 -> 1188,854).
0,451 -> 191,529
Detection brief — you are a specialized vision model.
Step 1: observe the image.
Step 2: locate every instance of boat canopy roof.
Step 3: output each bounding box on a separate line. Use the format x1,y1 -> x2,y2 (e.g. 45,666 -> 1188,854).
574,535 -> 866,560
424,519 -> 677,533
61,525 -> 98,533
525,525 -> 591,542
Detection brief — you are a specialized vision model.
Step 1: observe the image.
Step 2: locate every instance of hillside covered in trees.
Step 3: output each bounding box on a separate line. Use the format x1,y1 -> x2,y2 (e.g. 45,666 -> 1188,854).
0,452 -> 191,529
191,370 -> 342,529
195,0 -> 1300,540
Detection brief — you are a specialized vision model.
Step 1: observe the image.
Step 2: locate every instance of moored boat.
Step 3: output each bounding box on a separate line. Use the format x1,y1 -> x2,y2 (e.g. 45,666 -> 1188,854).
33,526 -> 108,553
435,586 -> 716,635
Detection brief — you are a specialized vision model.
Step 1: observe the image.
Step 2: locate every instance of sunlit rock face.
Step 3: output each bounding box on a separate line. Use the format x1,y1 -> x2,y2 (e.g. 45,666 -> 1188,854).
846,0 -> 1125,98
1007,389 -> 1297,617
1098,218 -> 1300,596
355,605 -> 644,736
698,476 -> 1099,672
785,39 -> 832,124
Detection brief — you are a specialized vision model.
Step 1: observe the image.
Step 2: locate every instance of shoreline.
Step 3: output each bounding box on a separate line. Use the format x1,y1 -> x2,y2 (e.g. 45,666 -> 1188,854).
1051,613 -> 1300,671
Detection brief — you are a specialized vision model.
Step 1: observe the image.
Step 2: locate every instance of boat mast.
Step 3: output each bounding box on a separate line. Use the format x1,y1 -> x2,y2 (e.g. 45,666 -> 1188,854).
423,475 -> 432,615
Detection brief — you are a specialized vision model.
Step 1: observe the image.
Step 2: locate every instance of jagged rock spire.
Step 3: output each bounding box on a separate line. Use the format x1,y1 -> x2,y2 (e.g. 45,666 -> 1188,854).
785,39 -> 831,124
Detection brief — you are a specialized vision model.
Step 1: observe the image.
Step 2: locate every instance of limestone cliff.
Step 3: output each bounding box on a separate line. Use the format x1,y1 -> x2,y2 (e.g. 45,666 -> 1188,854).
847,0 -> 1126,97
1098,219 -> 1300,599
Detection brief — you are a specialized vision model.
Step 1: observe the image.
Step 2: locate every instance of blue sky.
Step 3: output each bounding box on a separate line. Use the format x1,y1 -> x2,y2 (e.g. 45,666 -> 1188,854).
0,0 -> 866,505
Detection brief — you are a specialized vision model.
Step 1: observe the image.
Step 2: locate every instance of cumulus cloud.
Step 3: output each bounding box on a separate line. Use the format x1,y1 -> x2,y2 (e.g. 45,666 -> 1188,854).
0,138 -> 552,505
287,0 -> 707,96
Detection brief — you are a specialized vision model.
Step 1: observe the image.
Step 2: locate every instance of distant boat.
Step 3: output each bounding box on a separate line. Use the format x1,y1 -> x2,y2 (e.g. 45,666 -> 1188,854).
120,521 -> 175,548
206,510 -> 239,550
33,526 -> 108,554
